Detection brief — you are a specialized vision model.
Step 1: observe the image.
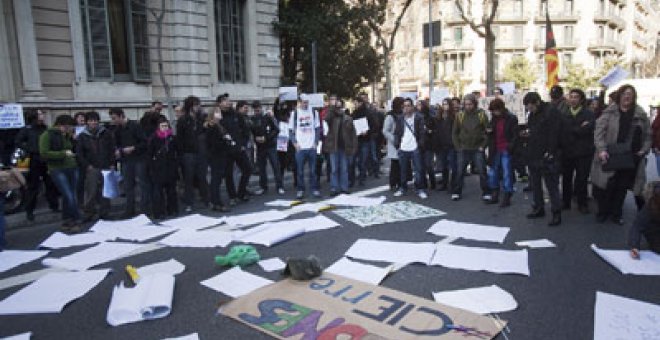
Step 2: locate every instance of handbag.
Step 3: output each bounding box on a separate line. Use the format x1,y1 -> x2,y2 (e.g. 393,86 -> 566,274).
602,124 -> 635,172
0,168 -> 26,192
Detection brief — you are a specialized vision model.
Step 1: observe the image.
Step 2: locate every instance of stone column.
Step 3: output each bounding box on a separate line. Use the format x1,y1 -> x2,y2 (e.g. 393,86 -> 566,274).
13,0 -> 46,100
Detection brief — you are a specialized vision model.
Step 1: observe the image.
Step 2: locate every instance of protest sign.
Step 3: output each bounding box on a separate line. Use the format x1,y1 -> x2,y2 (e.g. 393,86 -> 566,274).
430,88 -> 451,106
221,273 -> 505,339
0,104 -> 24,129
305,93 -> 325,108
279,87 -> 298,102
599,66 -> 629,88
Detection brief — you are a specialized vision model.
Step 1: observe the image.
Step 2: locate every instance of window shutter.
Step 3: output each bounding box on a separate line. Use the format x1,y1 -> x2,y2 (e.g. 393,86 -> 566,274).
128,0 -> 151,82
81,0 -> 113,81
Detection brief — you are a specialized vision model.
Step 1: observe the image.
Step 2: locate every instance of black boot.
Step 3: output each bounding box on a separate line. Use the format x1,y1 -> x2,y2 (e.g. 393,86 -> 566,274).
548,212 -> 561,226
527,207 -> 545,218
486,191 -> 499,204
500,192 -> 512,207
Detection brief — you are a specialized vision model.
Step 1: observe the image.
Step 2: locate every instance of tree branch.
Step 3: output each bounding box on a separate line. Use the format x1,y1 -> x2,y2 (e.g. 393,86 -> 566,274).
388,0 -> 413,49
455,0 -> 486,37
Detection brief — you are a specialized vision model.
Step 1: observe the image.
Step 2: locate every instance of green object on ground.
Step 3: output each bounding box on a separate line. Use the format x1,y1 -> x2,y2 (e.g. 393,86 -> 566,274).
215,245 -> 260,267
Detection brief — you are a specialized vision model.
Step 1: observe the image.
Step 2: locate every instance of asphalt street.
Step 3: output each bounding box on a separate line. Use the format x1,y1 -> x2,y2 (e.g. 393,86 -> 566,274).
1,160 -> 659,340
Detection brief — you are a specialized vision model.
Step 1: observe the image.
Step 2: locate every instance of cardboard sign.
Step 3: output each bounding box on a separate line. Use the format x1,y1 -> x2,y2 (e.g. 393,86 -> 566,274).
305,93 -> 325,109
221,273 -> 505,339
279,87 -> 298,102
0,104 -> 25,129
599,66 -> 629,88
430,88 -> 451,106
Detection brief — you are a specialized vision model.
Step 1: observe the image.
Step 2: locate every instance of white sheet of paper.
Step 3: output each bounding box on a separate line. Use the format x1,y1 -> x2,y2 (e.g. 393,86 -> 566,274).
160,214 -> 224,231
599,66 -> 629,88
264,199 -> 299,207
0,270 -> 110,315
237,215 -> 339,236
432,285 -> 518,315
236,223 -> 305,247
136,259 -> 186,280
594,291 -> 660,340
225,210 -> 290,228
42,242 -> 143,271
158,229 -> 233,248
39,231 -> 111,249
258,258 -> 286,272
432,244 -> 530,276
325,257 -> 392,285
200,267 -> 273,298
107,273 -> 175,326
325,194 -> 386,207
345,239 -> 436,265
1,332 -> 32,340
515,239 -> 556,248
591,244 -> 660,275
0,250 -> 50,273
91,224 -> 177,242
90,214 -> 152,233
102,170 -> 121,199
161,334 -> 199,340
353,117 -> 369,135
427,220 -> 510,243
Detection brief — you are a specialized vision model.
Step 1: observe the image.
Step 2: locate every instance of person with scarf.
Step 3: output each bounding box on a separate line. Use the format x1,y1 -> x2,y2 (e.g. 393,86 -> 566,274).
147,117 -> 179,218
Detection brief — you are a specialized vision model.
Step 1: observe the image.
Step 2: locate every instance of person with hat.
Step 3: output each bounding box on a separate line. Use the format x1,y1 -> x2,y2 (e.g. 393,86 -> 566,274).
289,94 -> 321,199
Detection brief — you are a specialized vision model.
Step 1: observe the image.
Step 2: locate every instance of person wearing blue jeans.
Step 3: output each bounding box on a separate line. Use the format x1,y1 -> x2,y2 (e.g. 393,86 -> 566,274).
39,115 -> 82,233
289,95 -> 321,199
485,98 -> 518,207
398,149 -> 425,195
323,97 -> 358,195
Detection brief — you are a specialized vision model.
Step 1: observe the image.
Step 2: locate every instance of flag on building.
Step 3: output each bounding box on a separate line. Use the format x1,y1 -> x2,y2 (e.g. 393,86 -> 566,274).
544,11 -> 559,89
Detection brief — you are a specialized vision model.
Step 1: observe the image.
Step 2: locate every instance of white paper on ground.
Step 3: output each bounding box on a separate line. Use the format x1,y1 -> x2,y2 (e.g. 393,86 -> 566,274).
325,257 -> 392,285
42,242 -> 143,271
591,244 -> 660,275
345,239 -> 436,265
264,199 -> 299,207
160,214 -> 224,231
200,267 -> 273,298
0,332 -> 32,340
258,258 -> 286,272
91,224 -> 177,242
107,273 -> 175,326
236,223 -> 305,247
431,244 -> 530,276
161,334 -> 199,340
515,239 -> 556,248
0,269 -> 110,314
90,214 -> 152,232
39,232 -> 112,249
235,215 -> 339,239
325,194 -> 386,207
0,250 -> 50,273
224,210 -> 289,228
432,285 -> 518,314
427,220 -> 510,243
594,291 -> 660,340
158,229 -> 233,248
136,259 -> 186,280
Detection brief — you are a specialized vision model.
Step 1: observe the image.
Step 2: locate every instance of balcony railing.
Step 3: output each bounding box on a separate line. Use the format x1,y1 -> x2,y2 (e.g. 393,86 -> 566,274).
441,39 -> 474,51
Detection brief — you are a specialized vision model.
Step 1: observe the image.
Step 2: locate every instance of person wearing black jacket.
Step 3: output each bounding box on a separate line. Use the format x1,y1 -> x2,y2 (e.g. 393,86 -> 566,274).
523,92 -> 562,226
420,100 -> 438,189
561,89 -> 595,214
176,95 -> 209,212
251,101 -> 283,195
110,107 -> 150,218
436,99 -> 457,191
393,98 -> 428,199
352,99 -> 376,186
147,117 -> 179,218
219,96 -> 253,204
76,111 -> 115,221
14,109 -> 59,221
485,98 -> 518,207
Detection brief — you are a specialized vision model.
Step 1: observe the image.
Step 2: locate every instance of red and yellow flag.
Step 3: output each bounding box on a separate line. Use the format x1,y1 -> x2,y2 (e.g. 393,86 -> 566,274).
544,11 -> 559,89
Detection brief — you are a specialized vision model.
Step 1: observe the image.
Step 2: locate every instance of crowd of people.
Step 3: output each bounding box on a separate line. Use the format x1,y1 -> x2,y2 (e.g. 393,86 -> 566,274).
1,84 -> 659,257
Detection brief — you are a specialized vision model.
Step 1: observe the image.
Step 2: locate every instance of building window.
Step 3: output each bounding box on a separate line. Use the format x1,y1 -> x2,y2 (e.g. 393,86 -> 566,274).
454,27 -> 463,43
563,26 -> 573,45
564,0 -> 574,14
562,53 -> 572,73
423,21 -> 441,48
215,0 -> 246,83
513,0 -> 523,16
599,25 -> 605,41
538,25 -> 545,45
80,0 -> 151,82
514,26 -> 523,45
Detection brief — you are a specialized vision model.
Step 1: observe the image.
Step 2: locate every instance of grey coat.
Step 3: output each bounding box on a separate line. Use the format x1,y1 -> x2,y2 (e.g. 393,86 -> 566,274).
382,113 -> 399,159
590,104 -> 652,195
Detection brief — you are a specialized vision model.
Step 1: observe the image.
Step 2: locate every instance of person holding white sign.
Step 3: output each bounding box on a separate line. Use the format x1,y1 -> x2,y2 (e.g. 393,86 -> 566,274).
289,94 -> 321,199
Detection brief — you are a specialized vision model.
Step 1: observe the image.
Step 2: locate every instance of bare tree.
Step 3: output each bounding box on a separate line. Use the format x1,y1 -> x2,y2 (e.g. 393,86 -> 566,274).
147,0 -> 174,120
354,0 -> 414,100
455,0 -> 499,94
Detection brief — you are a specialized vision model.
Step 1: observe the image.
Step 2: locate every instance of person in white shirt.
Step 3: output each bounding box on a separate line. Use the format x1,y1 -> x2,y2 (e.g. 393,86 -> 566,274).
289,94 -> 321,199
392,98 -> 428,199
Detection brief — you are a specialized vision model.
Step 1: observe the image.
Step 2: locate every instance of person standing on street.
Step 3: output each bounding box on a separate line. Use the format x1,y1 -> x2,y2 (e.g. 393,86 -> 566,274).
219,96 -> 253,205
393,98 -> 428,199
289,94 -> 321,199
251,101 -> 284,195
176,96 -> 209,212
323,95 -> 358,196
486,98 -> 518,207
